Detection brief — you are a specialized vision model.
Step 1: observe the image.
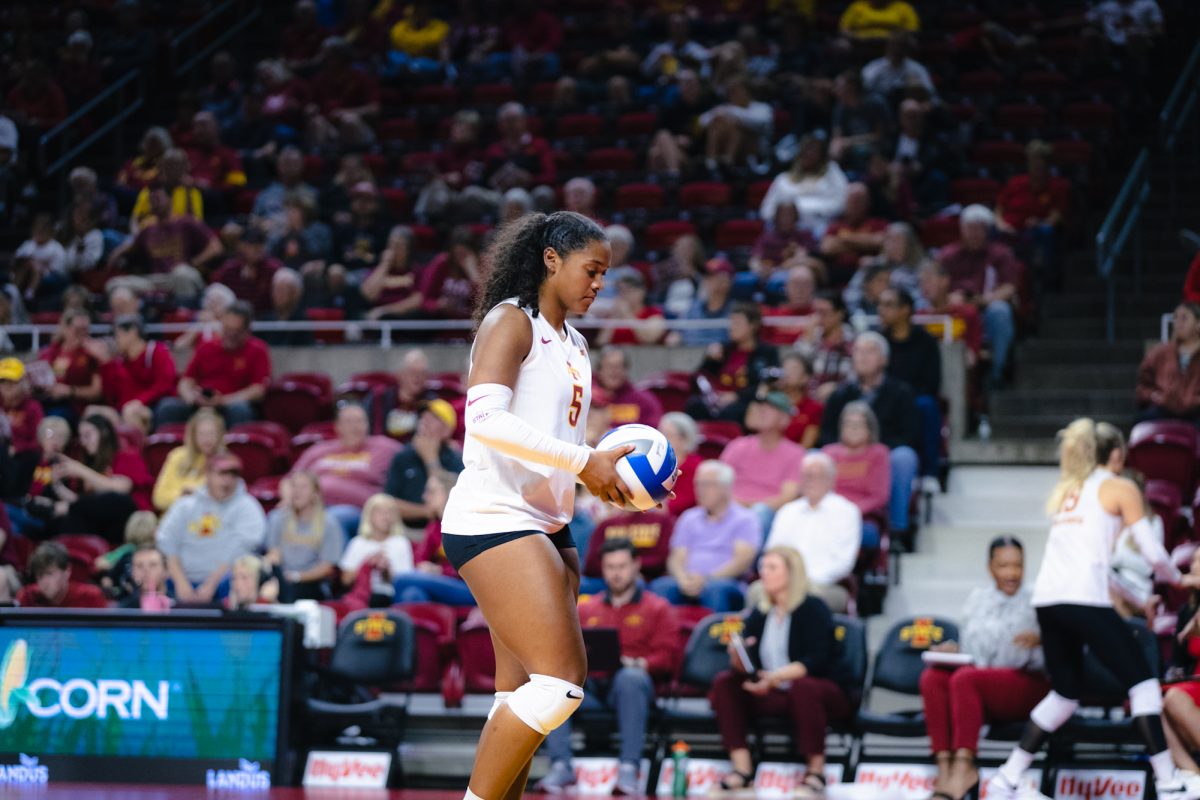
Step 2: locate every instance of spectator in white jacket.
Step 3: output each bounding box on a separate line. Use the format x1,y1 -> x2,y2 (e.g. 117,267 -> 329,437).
157,453 -> 266,603
765,451 -> 861,612
759,134 -> 849,235
61,200 -> 106,275
699,77 -> 773,173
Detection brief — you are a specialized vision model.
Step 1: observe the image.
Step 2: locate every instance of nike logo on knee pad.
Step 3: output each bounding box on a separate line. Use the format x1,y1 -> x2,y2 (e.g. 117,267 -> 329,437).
567,690 -> 583,699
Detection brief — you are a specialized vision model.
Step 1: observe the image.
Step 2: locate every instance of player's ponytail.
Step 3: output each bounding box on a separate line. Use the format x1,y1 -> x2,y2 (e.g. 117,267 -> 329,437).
1047,417 -> 1098,514
473,211 -> 606,330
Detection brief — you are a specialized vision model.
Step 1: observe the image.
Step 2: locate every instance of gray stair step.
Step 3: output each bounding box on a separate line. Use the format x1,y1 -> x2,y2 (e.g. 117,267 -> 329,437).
987,414 -> 1135,441
1064,274 -> 1182,292
1042,294 -> 1179,316
990,388 -> 1132,416
951,438 -> 1059,465
1017,339 -> 1147,364
1016,363 -> 1137,389
1037,317 -> 1163,339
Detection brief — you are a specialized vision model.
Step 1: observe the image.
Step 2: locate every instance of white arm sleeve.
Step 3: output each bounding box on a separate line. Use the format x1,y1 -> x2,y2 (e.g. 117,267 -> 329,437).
1129,515 -> 1181,583
465,383 -> 592,475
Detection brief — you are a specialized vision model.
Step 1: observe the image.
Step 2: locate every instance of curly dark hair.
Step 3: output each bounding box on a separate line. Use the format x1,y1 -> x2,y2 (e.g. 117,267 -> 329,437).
473,211 -> 607,330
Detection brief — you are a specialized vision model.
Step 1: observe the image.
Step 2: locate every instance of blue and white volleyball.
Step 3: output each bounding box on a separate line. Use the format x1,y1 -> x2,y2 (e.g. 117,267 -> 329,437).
596,423 -> 678,512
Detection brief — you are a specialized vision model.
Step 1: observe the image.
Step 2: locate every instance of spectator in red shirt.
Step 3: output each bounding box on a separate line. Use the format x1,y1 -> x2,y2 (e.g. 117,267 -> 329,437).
157,301 -> 272,427
595,347 -> 664,428
1,357 -> 44,458
936,205 -> 1020,389
751,202 -> 818,285
414,110 -> 489,223
6,60 -> 68,132
184,111 -> 247,193
211,227 -> 282,313
660,411 -> 701,516
483,102 -> 556,205
1136,303 -> 1200,423
818,182 -> 888,286
392,474 -> 476,606
39,310 -> 103,422
49,413 -> 153,542
493,0 -> 563,80
536,537 -> 679,795
596,272 -> 667,347
822,400 -> 891,521
995,139 -> 1070,282
916,261 -> 982,362
305,38 -> 380,150
281,0 -> 329,71
16,542 -> 107,609
292,404 -> 403,535
89,315 -> 178,433
361,226 -> 425,321
420,226 -> 482,319
106,188 -> 223,291
117,127 -> 172,193
778,352 -> 824,448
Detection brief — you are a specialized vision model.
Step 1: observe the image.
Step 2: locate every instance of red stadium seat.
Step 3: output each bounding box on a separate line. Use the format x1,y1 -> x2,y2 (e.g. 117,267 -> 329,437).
1142,479 -> 1187,553
304,308 -> 346,345
1018,71 -> 1069,94
616,111 -> 658,137
696,437 -> 729,460
278,372 -> 333,401
745,179 -> 773,211
635,374 -> 692,414
1062,102 -> 1115,132
224,431 -> 279,484
1128,421 -> 1198,497
527,81 -> 558,107
378,118 -> 420,144
1050,139 -> 1094,167
412,85 -> 461,107
302,154 -> 326,182
234,188 -> 258,215
231,421 -> 291,459
919,216 -> 961,249
411,223 -> 440,252
584,147 -> 637,173
361,153 -> 388,177
263,381 -> 331,434
401,151 -> 439,175
969,141 -> 1026,168
380,187 -> 409,217
950,177 -> 1001,207
144,430 -> 183,476
956,70 -> 1004,93
678,181 -> 732,209
291,422 -> 337,460
994,103 -> 1049,133
456,609 -> 497,694
470,83 -> 517,106
615,182 -> 665,211
393,602 -> 458,694
583,511 -> 675,579
715,219 -> 765,249
698,420 -> 743,441
644,220 -> 697,251
54,534 -> 110,579
248,475 -> 283,513
556,112 -> 604,139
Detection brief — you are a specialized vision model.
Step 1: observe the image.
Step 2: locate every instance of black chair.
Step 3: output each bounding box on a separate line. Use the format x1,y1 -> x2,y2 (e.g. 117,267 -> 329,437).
855,616 -> 960,760
751,614 -> 870,762
305,608 -> 417,769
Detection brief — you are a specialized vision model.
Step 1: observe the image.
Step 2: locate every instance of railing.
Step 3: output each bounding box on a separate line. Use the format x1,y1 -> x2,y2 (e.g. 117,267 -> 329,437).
1096,149 -> 1151,342
1161,40 -> 1200,226
37,69 -> 145,182
168,0 -> 262,82
1,314 -> 957,354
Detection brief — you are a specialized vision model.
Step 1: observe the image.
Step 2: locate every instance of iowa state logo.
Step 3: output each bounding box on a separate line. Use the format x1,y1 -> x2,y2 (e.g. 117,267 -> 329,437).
353,614 -> 396,642
900,618 -> 944,649
707,617 -> 745,645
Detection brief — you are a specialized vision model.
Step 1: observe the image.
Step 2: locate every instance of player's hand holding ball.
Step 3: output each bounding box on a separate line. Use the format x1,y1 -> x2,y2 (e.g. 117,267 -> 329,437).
593,424 -> 679,512
580,444 -> 637,507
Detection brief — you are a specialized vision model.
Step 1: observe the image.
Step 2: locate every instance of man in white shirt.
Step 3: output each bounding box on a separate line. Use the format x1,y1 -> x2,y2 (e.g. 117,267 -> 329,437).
861,32 -> 937,99
766,452 -> 860,612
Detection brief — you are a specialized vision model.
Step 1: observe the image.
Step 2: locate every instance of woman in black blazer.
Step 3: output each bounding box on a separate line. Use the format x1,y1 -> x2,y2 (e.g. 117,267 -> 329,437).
709,545 -> 851,796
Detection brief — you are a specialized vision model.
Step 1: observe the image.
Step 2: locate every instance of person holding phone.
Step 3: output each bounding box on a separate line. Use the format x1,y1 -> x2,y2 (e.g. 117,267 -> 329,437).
708,546 -> 851,797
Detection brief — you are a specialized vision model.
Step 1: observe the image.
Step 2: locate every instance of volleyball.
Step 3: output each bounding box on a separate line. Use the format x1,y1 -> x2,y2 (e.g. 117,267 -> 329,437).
596,424 -> 678,512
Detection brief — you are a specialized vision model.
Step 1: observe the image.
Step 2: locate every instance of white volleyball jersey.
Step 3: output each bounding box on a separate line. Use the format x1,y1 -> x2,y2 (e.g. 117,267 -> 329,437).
1031,467 -> 1123,608
442,299 -> 591,535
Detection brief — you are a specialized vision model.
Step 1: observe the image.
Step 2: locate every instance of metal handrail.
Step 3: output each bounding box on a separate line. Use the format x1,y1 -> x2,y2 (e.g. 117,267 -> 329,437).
168,0 -> 262,80
1161,40 -> 1200,151
37,69 -> 144,178
2,314 -> 957,353
1096,149 -> 1151,342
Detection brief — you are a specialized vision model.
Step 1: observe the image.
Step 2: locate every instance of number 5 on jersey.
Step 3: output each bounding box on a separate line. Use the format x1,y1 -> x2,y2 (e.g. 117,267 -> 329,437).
566,362 -> 583,427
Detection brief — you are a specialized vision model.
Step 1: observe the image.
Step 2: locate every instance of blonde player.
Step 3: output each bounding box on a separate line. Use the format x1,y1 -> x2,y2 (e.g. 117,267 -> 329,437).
987,419 -> 1200,800
442,211 -> 637,800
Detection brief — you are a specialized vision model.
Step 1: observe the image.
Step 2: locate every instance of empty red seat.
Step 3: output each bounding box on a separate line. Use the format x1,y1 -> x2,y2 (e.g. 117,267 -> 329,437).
378,118 -> 420,144
248,475 -> 283,513
635,375 -> 692,414
698,420 -> 744,441
411,223 -> 440,251
412,85 -> 461,107
1062,102 -> 1115,132
994,103 -> 1049,133
304,308 -> 346,345
970,141 -> 1026,168
556,112 -> 604,139
950,177 -> 1001,207
263,381 -> 331,434
956,71 -> 1004,93
54,534 -> 111,579
224,431 -> 279,484
361,153 -> 388,176
1143,479 -> 1186,553
393,602 -> 458,695
1128,421 -> 1198,497
919,216 -> 962,249
470,83 -> 516,106
745,179 -> 773,211
644,220 -> 697,251
584,147 -> 636,172
278,372 -> 334,401
527,81 -> 558,107
715,218 -> 765,249
1050,139 -> 1094,166
401,151 -> 439,175
616,111 -> 658,137
615,182 -> 665,211
456,610 -> 496,694
679,181 -> 732,208
380,187 -> 409,217
230,421 -> 291,463
302,154 -> 325,182
144,430 -> 183,476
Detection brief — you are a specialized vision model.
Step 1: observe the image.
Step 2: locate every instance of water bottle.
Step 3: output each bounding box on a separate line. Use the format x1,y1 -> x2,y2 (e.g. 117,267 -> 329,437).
671,741 -> 690,798
977,414 -> 992,442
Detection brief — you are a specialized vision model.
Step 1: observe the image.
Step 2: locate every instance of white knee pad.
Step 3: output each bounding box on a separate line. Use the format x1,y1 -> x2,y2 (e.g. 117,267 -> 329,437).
1030,691 -> 1079,732
505,674 -> 584,735
1130,678 -> 1164,717
488,691 -> 512,721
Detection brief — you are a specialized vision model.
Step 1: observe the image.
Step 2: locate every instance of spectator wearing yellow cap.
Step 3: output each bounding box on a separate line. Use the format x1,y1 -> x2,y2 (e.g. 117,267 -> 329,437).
385,398 -> 464,528
0,358 -> 43,460
291,403 -> 403,538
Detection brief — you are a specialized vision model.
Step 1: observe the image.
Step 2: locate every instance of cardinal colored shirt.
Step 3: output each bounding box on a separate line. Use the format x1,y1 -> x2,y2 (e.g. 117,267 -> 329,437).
17,581 -> 108,609
3,396 -> 43,454
996,174 -> 1071,230
822,443 -> 891,516
720,435 -> 806,505
577,588 -> 680,677
603,381 -> 664,427
131,217 -> 216,273
183,336 -> 272,396
108,450 -> 155,511
293,436 -> 404,508
785,395 -> 824,445
414,520 -> 458,578
100,341 -> 178,408
211,257 -> 283,313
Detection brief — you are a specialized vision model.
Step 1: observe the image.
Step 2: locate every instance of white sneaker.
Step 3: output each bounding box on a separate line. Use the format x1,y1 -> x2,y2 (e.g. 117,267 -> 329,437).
1156,772 -> 1200,800
984,772 -> 1052,800
920,475 -> 942,494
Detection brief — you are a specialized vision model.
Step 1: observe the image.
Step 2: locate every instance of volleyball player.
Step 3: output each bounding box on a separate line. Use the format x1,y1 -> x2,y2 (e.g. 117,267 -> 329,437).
987,419 -> 1200,800
441,211 -> 640,800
